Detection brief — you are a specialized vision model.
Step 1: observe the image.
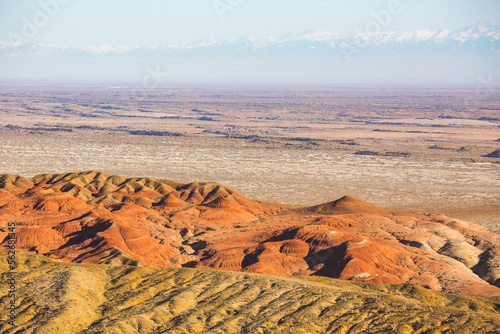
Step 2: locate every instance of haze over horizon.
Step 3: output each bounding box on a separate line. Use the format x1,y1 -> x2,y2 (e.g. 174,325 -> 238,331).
0,0 -> 499,84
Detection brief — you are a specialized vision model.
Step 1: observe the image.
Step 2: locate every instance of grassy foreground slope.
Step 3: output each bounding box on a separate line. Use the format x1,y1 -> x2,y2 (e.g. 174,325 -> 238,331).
1,252 -> 499,334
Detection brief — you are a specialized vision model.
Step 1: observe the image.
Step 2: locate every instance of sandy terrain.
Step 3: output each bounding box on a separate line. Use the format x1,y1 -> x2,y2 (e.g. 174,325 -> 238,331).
1,171 -> 500,298
0,84 -> 499,334
0,83 -> 498,230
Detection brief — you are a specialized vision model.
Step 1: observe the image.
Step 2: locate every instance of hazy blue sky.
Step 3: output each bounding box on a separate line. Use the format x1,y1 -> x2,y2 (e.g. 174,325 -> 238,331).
1,0 -> 499,47
0,0 -> 499,83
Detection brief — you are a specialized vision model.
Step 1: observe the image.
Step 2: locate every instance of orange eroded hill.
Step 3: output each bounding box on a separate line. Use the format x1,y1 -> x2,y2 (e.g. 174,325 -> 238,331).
0,171 -> 499,298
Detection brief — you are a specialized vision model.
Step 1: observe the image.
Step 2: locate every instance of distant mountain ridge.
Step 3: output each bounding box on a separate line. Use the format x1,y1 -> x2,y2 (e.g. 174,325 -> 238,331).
2,23 -> 499,57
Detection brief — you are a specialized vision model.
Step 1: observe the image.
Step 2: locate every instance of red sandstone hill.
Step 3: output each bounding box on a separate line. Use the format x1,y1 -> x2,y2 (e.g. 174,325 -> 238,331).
1,171 -> 499,298
305,195 -> 394,215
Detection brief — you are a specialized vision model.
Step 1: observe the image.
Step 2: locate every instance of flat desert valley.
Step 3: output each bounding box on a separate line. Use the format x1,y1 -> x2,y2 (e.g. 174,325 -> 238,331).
0,83 -> 498,231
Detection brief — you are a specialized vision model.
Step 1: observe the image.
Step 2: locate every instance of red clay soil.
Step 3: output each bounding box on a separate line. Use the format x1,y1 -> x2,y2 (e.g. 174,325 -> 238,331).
1,171 -> 499,298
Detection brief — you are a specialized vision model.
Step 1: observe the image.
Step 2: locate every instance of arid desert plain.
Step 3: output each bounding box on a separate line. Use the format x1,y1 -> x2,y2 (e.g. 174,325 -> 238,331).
0,83 -> 498,230
0,83 -> 500,333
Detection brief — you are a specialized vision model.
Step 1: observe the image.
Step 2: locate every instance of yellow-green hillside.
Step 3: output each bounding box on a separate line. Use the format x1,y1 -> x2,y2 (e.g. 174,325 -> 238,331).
0,251 -> 499,334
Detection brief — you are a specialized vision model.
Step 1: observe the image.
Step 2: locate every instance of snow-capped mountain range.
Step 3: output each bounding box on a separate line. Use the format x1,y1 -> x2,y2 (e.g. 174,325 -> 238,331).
1,23 -> 499,57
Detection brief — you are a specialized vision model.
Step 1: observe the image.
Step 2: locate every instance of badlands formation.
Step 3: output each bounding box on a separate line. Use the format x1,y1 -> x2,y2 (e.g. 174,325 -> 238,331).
0,171 -> 499,299
1,251 -> 500,333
